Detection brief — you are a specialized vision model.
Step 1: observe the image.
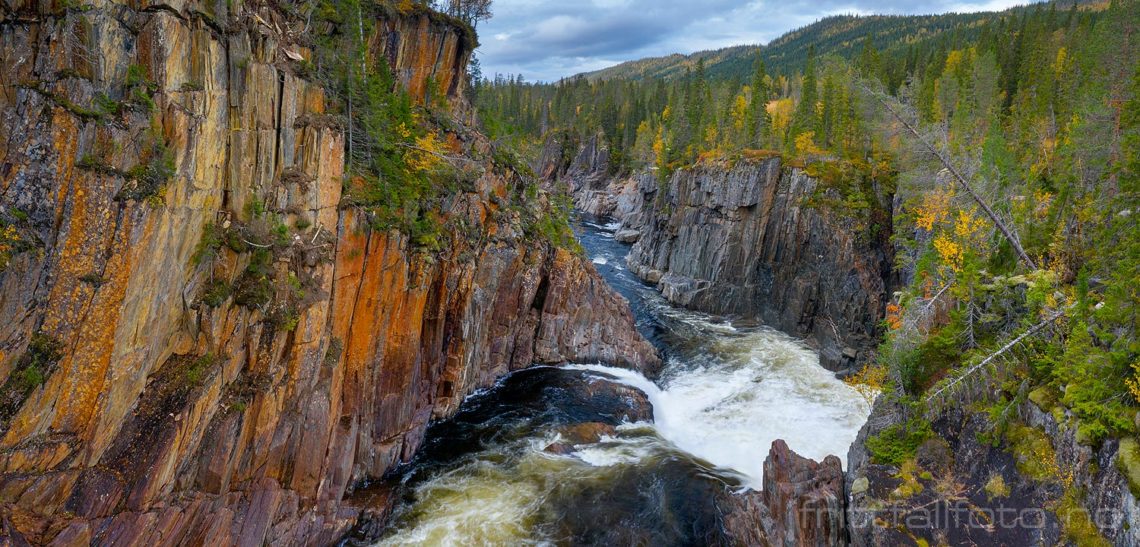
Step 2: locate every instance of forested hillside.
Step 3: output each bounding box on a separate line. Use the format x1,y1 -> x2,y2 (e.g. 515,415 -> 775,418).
579,10 -> 1002,84
476,1 -> 1140,530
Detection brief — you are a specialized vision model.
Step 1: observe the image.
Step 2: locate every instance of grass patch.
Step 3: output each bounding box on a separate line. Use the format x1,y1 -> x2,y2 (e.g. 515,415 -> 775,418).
1116,437 -> 1140,498
890,459 -> 926,499
184,353 -> 222,386
116,136 -> 176,202
200,280 -> 233,307
192,223 -> 226,266
1055,488 -> 1110,547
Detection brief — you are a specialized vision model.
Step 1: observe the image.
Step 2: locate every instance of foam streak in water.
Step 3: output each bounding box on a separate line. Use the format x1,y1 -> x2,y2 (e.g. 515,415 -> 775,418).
568,323 -> 869,489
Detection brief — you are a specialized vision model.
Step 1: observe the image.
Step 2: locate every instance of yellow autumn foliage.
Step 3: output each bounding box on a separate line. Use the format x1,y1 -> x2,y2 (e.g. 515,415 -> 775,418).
705,125 -> 719,149
0,224 -> 19,271
885,302 -> 903,331
732,93 -> 749,132
652,126 -> 665,163
954,208 -> 983,239
845,364 -> 888,409
406,131 -> 446,173
1128,360 -> 1140,404
766,98 -> 794,134
915,190 -> 952,231
794,131 -> 825,157
1033,190 -> 1054,219
1054,47 -> 1069,78
933,233 -> 964,271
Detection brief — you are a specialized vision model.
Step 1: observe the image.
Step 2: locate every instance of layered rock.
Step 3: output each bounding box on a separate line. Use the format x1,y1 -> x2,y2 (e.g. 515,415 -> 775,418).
0,2 -> 656,544
538,131 -> 893,372
623,159 -> 892,372
537,131 -> 652,224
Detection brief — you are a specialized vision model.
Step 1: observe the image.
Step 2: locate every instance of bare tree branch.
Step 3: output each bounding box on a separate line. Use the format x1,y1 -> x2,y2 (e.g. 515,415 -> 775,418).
860,81 -> 1039,271
925,308 -> 1066,407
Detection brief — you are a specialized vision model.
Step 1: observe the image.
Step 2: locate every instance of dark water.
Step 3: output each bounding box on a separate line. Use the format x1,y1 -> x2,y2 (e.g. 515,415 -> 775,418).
361,215 -> 869,546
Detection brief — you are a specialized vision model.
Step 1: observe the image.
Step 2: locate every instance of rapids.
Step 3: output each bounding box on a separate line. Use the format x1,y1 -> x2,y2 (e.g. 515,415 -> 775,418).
368,216 -> 871,545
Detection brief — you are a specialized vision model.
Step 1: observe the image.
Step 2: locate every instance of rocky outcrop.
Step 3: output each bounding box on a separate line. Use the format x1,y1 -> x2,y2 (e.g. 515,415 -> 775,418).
723,440 -> 847,546
0,2 -> 656,544
537,131 -> 653,222
624,158 -> 893,372
845,396 -> 1140,546
1024,400 -> 1140,547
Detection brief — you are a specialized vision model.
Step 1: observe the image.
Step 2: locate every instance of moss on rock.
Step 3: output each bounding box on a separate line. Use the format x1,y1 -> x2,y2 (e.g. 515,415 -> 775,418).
1116,437 -> 1140,498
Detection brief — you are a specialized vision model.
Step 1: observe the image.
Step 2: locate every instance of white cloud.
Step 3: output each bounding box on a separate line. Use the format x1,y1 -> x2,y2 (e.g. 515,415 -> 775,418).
475,0 -> 1042,82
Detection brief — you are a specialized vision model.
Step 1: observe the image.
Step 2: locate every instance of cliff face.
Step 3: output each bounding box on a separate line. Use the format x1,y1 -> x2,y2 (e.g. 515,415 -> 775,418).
540,138 -> 893,373
0,2 -> 656,544
536,132 -> 650,231
626,159 -> 893,372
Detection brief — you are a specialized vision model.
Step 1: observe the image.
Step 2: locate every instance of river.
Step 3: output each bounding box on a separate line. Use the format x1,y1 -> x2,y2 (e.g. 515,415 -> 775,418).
368,215 -> 871,545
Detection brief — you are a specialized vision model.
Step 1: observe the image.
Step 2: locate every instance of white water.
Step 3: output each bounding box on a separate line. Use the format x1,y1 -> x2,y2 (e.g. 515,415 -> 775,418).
567,317 -> 871,489
375,219 -> 873,544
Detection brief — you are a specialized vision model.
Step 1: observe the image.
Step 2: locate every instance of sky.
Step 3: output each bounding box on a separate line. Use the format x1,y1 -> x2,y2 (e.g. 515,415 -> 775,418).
475,0 -> 1035,82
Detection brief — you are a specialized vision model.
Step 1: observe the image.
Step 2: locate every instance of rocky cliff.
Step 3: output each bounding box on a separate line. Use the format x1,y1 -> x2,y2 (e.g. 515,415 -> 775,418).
541,138 -> 894,373
846,396 -> 1140,547
626,159 -> 893,372
0,2 -> 656,544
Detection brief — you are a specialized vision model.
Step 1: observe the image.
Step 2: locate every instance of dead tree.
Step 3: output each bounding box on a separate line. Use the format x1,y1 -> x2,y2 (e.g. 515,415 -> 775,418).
860,81 -> 1038,271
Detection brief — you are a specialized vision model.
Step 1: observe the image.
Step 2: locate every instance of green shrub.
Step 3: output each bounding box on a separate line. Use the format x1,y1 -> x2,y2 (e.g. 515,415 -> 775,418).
78,273 -> 106,286
1006,423 -> 1058,481
200,280 -> 232,307
1054,321 -> 1136,445
894,325 -> 962,396
116,128 -> 176,202
233,248 -> 274,308
184,353 -> 221,386
984,473 -> 1010,500
192,223 -> 225,266
867,418 -> 934,466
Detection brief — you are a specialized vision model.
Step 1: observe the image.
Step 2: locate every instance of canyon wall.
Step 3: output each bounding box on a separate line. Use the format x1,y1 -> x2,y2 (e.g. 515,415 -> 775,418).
541,134 -> 893,372
0,2 -> 656,544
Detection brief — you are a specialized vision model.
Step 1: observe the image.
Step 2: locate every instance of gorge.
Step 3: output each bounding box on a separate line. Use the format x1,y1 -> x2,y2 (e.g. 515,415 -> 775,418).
3,0 -> 1140,545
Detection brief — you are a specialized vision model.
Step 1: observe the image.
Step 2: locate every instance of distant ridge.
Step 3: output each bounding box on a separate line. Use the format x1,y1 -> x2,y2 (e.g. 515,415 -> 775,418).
578,1 -> 1086,82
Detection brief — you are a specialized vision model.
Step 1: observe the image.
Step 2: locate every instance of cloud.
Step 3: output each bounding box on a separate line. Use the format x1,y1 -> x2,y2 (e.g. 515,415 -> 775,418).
476,0 -> 1036,82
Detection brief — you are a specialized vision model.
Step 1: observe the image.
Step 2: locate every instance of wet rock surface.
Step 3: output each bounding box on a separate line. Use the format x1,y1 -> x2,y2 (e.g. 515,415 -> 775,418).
397,366 -> 654,475
350,365 -> 839,547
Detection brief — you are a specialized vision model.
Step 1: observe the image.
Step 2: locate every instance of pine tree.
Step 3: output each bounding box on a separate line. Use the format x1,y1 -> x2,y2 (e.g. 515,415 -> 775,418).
747,54 -> 771,148
790,45 -> 819,146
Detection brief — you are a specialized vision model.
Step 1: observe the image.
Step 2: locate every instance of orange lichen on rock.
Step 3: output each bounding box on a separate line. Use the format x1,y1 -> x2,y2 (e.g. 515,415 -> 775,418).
0,4 -> 656,545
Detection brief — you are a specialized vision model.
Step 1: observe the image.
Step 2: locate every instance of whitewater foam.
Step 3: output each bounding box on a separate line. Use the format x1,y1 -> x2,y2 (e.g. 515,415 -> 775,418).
568,322 -> 869,490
